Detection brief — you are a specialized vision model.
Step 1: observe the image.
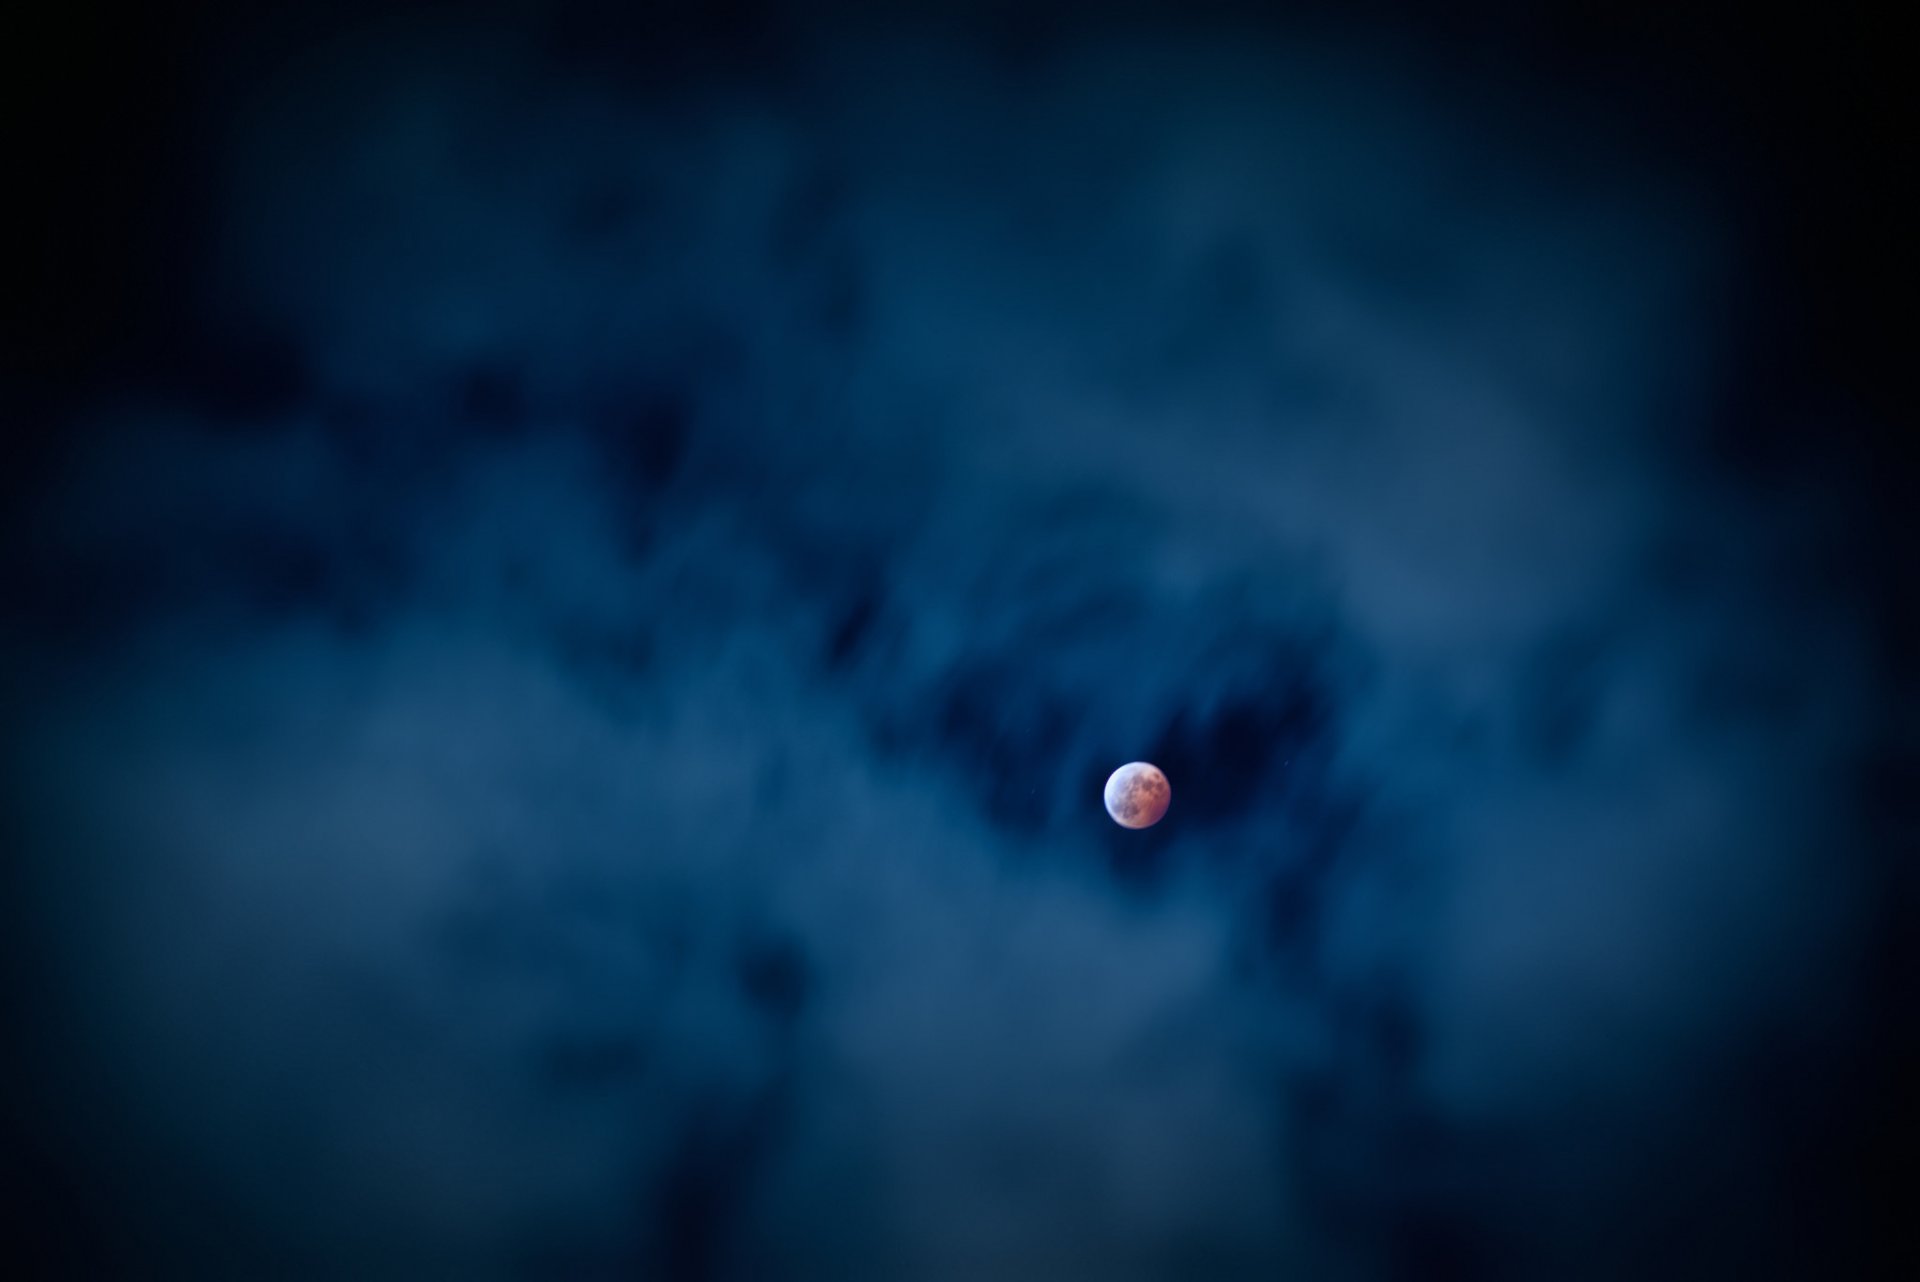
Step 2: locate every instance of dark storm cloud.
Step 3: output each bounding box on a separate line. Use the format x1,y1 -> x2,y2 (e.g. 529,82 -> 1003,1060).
4,3 -> 1905,1279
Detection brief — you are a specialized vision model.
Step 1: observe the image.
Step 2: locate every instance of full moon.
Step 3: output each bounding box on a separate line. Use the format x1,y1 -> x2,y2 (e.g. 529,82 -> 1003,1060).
1104,761 -> 1171,829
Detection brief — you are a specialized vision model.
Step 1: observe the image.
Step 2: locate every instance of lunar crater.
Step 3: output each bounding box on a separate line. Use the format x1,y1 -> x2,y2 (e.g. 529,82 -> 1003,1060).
1103,761 -> 1171,829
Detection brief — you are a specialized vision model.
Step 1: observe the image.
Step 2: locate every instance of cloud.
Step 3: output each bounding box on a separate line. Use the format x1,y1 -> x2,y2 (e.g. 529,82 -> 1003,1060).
3,5 -> 1894,1278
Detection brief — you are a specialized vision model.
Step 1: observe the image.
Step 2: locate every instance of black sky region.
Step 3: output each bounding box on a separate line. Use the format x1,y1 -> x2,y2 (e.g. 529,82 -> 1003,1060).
3,2 -> 1912,1279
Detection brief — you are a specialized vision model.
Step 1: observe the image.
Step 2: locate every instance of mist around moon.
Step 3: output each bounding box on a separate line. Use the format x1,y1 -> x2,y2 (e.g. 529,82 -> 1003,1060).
1104,762 -> 1171,829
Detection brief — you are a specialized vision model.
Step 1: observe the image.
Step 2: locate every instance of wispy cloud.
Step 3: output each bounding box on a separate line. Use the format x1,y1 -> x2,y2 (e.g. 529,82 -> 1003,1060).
3,6 -> 1893,1278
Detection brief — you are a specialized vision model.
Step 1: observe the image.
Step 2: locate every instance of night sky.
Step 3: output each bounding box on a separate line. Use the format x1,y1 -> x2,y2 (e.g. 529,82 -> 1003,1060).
4,2 -> 1911,1278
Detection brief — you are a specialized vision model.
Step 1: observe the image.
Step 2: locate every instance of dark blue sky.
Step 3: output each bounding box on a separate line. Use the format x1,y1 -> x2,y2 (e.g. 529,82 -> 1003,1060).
4,2 -> 1910,1278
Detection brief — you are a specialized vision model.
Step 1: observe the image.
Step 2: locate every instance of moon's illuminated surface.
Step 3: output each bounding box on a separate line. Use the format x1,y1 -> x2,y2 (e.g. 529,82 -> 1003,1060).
1104,761 -> 1171,829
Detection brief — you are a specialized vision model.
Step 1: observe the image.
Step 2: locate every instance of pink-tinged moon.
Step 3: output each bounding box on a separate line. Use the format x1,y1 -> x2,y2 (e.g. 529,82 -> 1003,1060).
1104,762 -> 1171,829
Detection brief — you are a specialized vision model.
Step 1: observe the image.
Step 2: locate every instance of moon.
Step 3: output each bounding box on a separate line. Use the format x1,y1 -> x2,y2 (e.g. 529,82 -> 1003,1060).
1104,761 -> 1171,829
